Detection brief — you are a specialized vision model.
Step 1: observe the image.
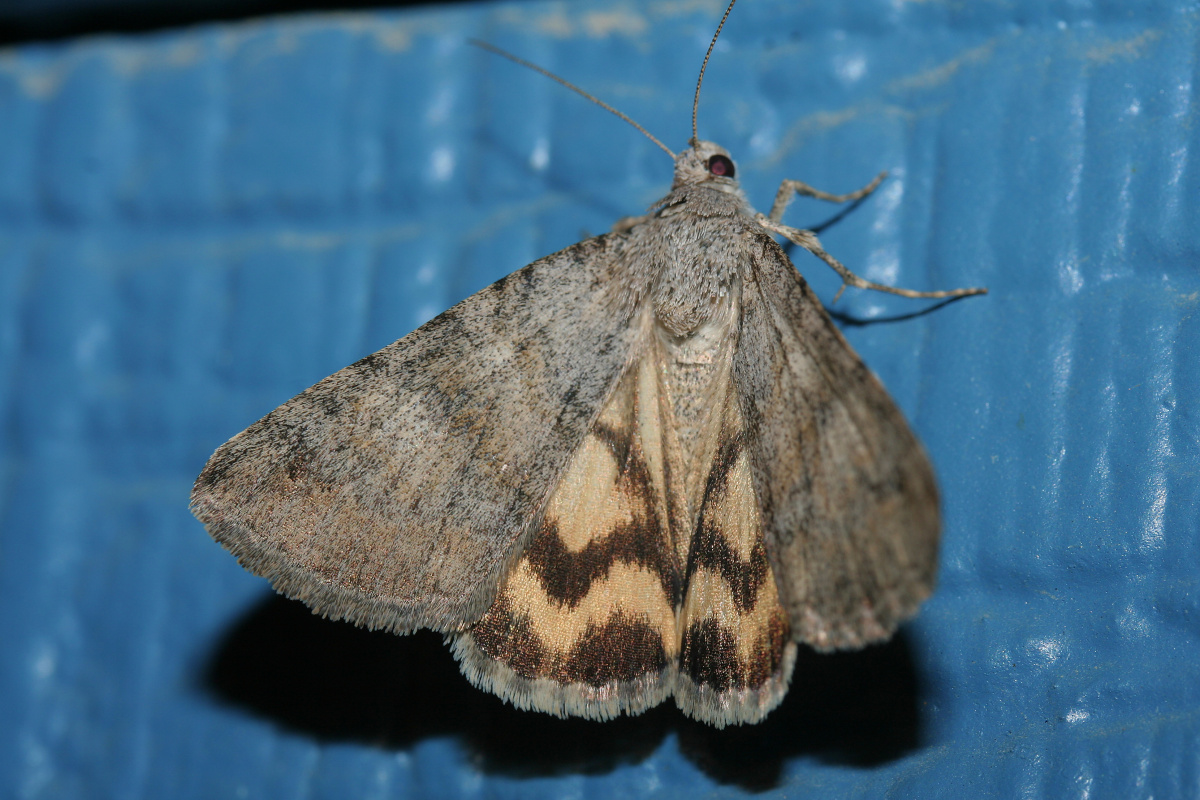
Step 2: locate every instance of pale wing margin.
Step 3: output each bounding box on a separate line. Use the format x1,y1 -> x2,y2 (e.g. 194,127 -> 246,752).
733,235 -> 941,651
191,234 -> 643,635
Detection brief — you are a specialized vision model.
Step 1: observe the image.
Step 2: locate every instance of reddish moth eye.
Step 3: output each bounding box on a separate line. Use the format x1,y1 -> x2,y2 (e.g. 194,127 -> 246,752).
706,154 -> 735,178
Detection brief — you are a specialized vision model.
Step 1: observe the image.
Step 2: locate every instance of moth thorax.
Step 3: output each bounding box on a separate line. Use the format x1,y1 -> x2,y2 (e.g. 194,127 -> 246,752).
652,270 -> 739,339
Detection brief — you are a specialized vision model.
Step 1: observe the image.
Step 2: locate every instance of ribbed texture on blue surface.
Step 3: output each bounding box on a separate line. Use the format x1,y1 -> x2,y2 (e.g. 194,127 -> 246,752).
1,1 -> 1198,797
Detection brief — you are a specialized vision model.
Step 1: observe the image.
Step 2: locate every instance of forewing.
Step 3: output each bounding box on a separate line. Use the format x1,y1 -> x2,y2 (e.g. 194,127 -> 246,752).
191,235 -> 643,635
734,236 -> 940,651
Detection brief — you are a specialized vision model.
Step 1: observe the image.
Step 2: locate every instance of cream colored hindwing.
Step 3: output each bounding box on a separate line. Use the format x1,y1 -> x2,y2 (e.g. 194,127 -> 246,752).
451,350 -> 682,720
453,327 -> 794,726
675,380 -> 795,726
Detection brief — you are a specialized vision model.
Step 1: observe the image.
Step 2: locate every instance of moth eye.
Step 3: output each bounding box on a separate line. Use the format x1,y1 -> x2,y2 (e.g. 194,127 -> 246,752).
706,155 -> 735,178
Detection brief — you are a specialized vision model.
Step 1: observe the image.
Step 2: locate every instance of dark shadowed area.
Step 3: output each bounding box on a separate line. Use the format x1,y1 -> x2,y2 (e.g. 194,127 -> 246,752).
0,0 -> 477,45
205,594 -> 923,791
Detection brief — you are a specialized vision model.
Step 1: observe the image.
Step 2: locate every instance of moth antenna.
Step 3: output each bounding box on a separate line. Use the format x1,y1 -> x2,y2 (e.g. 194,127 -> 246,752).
469,39 -> 676,160
691,0 -> 739,146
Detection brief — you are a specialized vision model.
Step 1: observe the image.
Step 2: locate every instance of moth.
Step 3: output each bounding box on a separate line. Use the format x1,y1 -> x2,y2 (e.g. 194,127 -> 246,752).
191,0 -> 985,728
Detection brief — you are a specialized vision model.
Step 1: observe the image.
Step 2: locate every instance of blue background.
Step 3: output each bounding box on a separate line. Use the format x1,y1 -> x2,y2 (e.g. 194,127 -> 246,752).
2,0 -> 1198,797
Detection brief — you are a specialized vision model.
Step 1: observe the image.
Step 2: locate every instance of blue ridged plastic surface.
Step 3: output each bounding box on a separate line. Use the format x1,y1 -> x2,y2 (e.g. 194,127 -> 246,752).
2,1 -> 1198,797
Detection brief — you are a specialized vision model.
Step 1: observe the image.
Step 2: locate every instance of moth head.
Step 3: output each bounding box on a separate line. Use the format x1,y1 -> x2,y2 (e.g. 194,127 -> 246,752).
673,141 -> 740,192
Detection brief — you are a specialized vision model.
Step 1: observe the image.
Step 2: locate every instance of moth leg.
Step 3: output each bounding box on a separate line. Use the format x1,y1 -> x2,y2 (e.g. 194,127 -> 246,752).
755,214 -> 988,302
767,171 -> 887,222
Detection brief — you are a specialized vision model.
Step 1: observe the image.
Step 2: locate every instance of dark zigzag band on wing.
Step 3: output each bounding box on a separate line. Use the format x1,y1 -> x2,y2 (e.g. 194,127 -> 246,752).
686,519 -> 772,614
679,611 -> 790,692
589,418 -> 638,478
685,430 -> 773,614
525,519 -> 681,610
522,417 -> 681,608
469,594 -> 670,687
449,626 -> 674,723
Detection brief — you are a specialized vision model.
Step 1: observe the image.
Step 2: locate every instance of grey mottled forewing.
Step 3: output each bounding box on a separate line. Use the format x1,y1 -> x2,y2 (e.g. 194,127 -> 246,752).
190,234 -> 642,635
735,235 -> 940,651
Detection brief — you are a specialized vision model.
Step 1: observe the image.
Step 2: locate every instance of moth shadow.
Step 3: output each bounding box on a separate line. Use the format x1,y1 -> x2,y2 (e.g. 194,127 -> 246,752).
203,595 -> 924,790
779,238 -> 979,326
804,194 -> 874,236
675,637 -> 925,791
204,594 -> 475,745
202,594 -> 665,770
824,294 -> 979,327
